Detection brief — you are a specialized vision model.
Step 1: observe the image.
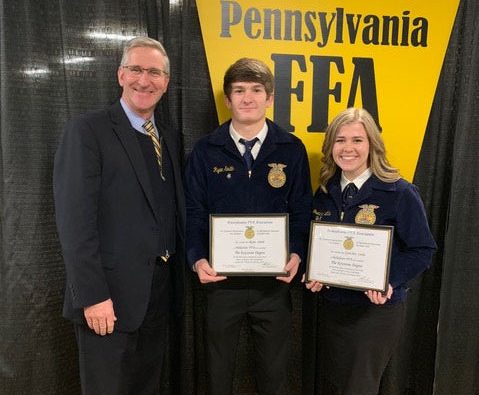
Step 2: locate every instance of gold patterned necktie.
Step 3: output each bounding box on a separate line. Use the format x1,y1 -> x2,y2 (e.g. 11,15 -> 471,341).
143,120 -> 165,181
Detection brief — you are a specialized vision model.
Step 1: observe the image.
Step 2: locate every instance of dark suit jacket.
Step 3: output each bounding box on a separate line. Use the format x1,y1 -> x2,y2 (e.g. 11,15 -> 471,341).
54,101 -> 185,332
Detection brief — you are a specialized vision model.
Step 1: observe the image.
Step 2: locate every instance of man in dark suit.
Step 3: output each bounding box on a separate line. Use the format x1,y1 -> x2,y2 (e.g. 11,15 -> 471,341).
54,36 -> 184,395
185,58 -> 312,395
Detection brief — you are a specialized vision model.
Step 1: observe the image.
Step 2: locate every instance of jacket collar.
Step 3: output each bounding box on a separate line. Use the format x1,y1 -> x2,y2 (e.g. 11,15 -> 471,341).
207,118 -> 294,163
327,170 -> 398,209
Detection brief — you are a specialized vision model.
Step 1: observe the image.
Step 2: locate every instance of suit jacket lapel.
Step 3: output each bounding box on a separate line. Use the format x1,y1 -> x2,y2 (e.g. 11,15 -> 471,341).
109,102 -> 161,223
159,119 -> 186,240
158,119 -> 181,187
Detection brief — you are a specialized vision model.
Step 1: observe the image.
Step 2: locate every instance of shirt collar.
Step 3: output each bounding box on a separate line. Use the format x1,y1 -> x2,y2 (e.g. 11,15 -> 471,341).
120,98 -> 156,135
340,168 -> 372,191
229,122 -> 268,146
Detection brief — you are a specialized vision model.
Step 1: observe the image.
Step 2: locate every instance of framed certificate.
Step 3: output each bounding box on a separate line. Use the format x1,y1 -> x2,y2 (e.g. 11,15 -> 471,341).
209,214 -> 289,276
305,222 -> 393,292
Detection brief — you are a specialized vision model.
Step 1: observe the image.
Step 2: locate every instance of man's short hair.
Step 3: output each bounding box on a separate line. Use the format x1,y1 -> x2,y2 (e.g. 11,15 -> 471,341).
223,58 -> 274,98
120,36 -> 170,75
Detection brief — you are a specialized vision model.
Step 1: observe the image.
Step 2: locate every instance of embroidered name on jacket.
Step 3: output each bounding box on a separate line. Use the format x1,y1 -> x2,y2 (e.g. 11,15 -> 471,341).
213,165 -> 235,174
313,209 -> 331,221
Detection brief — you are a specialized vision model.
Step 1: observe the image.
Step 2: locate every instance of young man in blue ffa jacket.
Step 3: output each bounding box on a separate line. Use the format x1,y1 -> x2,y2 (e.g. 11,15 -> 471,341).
54,37 -> 185,394
185,58 -> 312,395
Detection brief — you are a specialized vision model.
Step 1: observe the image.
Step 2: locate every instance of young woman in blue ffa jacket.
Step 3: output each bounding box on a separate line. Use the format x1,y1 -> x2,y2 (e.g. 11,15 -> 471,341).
305,107 -> 437,395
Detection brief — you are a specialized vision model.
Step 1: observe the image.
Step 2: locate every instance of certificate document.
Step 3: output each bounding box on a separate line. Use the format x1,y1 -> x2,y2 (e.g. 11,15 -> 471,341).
306,222 -> 393,292
209,214 -> 289,276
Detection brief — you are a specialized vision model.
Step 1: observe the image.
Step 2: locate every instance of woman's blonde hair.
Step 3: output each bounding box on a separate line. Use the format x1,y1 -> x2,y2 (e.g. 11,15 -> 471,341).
318,107 -> 400,192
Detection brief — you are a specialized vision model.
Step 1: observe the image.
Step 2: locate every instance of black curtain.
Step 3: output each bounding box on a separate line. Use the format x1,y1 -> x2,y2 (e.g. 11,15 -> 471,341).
1,1 -> 478,394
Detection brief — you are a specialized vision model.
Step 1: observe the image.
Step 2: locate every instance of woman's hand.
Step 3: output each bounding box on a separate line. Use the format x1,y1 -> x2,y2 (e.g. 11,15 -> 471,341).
302,274 -> 324,293
365,284 -> 393,305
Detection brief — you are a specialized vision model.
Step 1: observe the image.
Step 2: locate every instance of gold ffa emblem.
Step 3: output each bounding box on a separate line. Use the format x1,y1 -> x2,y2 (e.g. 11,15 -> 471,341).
355,204 -> 379,225
267,163 -> 287,188
244,226 -> 255,239
343,237 -> 354,250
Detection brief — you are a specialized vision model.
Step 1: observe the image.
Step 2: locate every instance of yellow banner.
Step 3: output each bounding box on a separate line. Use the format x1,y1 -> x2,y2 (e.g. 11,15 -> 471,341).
197,0 -> 459,188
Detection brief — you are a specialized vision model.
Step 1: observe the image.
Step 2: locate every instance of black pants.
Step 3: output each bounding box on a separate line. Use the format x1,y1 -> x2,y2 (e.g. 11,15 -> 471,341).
74,262 -> 170,395
205,279 -> 292,395
319,300 -> 406,395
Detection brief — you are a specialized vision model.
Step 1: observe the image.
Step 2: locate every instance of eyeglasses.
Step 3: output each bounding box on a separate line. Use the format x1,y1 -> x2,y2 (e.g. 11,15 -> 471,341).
122,65 -> 169,79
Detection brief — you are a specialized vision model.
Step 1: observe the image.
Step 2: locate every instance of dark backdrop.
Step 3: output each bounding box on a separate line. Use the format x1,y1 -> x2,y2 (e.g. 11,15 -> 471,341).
1,1 -> 478,394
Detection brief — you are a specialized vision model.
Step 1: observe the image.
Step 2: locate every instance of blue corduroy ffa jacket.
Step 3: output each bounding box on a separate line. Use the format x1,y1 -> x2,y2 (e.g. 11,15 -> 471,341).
185,119 -> 312,270
312,171 -> 437,305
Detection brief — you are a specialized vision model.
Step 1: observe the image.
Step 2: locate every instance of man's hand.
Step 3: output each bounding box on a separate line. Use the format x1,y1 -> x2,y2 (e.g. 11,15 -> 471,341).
304,276 -> 324,293
195,259 -> 227,284
276,253 -> 301,283
365,284 -> 393,305
84,298 -> 117,336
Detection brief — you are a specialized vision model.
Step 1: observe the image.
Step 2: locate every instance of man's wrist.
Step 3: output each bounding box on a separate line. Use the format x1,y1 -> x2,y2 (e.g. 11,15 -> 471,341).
193,258 -> 206,272
290,252 -> 301,263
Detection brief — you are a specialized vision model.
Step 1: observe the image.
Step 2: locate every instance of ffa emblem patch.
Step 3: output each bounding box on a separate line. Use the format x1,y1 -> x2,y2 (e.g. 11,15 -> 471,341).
355,204 -> 379,225
267,163 -> 287,188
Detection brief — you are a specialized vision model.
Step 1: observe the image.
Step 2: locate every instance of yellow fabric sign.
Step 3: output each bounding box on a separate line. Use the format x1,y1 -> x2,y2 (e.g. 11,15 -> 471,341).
197,0 -> 459,187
